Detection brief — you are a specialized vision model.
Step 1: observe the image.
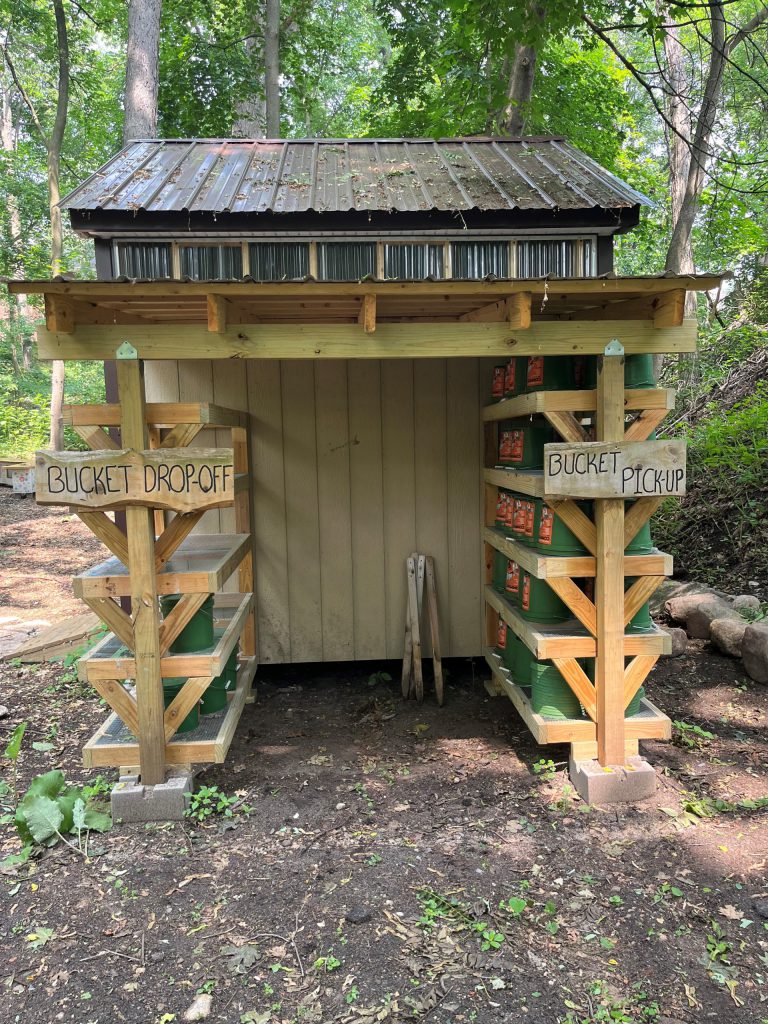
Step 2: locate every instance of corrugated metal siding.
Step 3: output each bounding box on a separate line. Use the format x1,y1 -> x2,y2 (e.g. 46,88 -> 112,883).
179,245 -> 243,280
317,241 -> 376,280
143,356 -> 487,664
384,243 -> 444,279
451,241 -> 509,279
114,242 -> 171,278
63,137 -> 651,215
249,241 -> 309,280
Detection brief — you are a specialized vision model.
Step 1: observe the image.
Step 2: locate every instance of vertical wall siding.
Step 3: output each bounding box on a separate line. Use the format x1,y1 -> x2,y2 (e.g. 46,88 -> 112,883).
145,357 -> 486,663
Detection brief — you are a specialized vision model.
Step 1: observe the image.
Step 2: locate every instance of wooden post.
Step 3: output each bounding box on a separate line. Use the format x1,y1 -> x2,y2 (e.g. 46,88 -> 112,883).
232,424 -> 256,658
595,341 -> 626,766
117,344 -> 166,786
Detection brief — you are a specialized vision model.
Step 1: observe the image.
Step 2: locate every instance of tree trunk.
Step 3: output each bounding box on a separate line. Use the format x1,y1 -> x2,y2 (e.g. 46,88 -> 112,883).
661,18 -> 694,276
1,70 -> 31,369
264,0 -> 280,137
48,0 -> 69,450
123,0 -> 162,143
233,5 -> 266,138
499,43 -> 537,135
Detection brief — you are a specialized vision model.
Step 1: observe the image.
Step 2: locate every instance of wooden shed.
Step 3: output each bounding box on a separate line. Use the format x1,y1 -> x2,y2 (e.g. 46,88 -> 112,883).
13,136 -> 723,796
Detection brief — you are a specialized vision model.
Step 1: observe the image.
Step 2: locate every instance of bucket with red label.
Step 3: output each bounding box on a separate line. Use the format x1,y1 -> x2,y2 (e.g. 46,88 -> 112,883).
505,559 -> 521,606
490,363 -> 506,402
525,355 -> 574,392
532,500 -> 589,555
497,418 -> 554,469
519,571 -> 570,623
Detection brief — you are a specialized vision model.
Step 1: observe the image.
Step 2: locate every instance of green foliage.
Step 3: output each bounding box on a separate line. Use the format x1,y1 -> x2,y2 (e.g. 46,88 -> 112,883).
4,722 -> 27,762
673,721 -> 716,750
185,784 -> 251,822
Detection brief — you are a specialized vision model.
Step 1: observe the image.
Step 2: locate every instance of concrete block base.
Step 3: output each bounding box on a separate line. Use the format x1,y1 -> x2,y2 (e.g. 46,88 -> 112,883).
111,768 -> 194,823
569,755 -> 657,805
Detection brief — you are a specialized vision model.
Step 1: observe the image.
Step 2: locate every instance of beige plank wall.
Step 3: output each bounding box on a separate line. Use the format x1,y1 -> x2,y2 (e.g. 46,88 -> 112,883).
145,356 -> 495,663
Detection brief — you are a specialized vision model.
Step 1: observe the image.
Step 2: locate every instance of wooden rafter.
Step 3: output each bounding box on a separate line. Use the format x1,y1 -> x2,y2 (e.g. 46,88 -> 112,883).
653,289 -> 686,328
358,293 -> 376,334
207,293 -> 229,333
44,294 -> 74,333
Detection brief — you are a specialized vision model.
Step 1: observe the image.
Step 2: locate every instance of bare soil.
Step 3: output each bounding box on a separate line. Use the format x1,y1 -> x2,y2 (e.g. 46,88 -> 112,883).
1,492 -> 767,1024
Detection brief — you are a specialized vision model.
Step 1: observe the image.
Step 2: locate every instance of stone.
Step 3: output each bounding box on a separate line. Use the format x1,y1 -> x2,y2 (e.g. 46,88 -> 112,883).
733,595 -> 760,612
753,897 -> 768,920
665,584 -> 730,624
111,768 -> 194,823
660,625 -> 688,658
710,617 -> 748,658
569,756 -> 657,805
345,906 -> 372,925
0,705 -> 9,719
686,596 -> 739,640
742,621 -> 768,684
183,994 -> 212,1021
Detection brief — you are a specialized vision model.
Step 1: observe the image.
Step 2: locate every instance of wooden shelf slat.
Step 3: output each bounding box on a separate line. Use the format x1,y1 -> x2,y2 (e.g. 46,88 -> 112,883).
484,585 -> 671,658
484,467 -> 545,498
73,534 -> 251,598
483,526 -> 673,579
482,388 -> 675,422
63,402 -> 249,429
483,648 -> 671,745
78,593 -> 254,682
82,655 -> 257,769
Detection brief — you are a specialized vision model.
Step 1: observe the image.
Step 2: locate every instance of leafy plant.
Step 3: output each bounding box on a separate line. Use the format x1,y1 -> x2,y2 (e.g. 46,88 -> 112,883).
314,954 -> 341,972
673,720 -> 715,749
186,785 -> 251,822
367,670 -> 392,688
479,928 -> 504,951
499,896 -> 527,917
532,758 -> 557,779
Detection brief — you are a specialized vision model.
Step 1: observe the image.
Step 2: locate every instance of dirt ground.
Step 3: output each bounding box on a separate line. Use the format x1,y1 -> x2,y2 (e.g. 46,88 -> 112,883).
1,492 -> 767,1024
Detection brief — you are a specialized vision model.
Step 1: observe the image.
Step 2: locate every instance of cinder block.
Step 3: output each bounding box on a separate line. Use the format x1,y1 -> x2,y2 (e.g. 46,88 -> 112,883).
569,755 -> 657,805
111,768 -> 194,823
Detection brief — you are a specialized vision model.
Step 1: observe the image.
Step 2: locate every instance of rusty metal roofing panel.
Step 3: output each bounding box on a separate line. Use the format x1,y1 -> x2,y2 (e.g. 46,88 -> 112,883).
61,138 -> 652,215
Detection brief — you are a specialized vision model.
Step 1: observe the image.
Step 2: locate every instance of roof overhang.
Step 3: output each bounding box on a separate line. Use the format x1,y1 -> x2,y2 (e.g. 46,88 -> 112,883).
8,274 -> 727,361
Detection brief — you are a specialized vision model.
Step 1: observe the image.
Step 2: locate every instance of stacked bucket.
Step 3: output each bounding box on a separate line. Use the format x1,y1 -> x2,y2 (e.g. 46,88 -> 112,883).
159,595 -> 239,733
490,353 -> 657,720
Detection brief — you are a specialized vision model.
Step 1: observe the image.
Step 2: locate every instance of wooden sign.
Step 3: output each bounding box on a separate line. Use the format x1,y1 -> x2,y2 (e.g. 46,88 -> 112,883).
36,448 -> 235,512
543,440 -> 686,499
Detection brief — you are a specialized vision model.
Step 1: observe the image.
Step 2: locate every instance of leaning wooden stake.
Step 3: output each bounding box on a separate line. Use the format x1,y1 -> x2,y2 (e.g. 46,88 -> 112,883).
595,342 -> 627,766
425,556 -> 444,706
117,345 -> 166,786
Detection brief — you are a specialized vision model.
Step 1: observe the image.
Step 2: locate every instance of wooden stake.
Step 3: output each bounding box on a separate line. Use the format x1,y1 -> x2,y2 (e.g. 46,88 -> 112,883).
412,555 -> 425,702
117,351 -> 166,786
425,556 -> 444,706
595,345 -> 627,766
401,554 -> 415,698
232,425 -> 256,658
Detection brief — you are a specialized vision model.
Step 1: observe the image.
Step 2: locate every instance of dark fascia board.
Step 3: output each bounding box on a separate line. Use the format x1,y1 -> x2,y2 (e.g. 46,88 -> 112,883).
69,205 -> 640,237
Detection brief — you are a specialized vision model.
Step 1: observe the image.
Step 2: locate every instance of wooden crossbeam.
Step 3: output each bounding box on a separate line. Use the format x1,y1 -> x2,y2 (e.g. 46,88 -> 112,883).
158,592 -> 209,656
91,679 -> 139,735
548,499 -> 597,556
543,409 -> 588,443
653,289 -> 686,328
154,511 -> 204,570
72,424 -> 120,451
546,577 -> 597,635
81,596 -> 134,650
358,293 -> 376,334
551,657 -> 597,722
45,294 -> 75,333
624,575 -> 664,626
163,676 -> 214,741
160,422 -> 204,449
624,497 -> 662,548
623,654 -> 659,709
459,292 -> 532,327
77,510 -> 129,564
624,408 -> 668,442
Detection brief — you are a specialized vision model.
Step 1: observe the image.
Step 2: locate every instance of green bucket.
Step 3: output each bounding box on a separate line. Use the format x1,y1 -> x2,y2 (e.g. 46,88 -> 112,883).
626,686 -> 646,717
504,356 -> 528,397
492,549 -> 507,594
625,501 -> 654,554
509,634 -> 533,693
498,419 -> 554,469
530,662 -> 582,719
624,354 -> 656,389
491,364 -> 506,402
495,616 -> 512,670
533,500 -> 588,556
200,676 -> 228,715
504,559 -> 521,604
525,356 -> 574,392
626,579 -> 654,633
163,677 -> 199,734
160,593 -> 214,654
520,572 -> 569,623
574,355 -> 598,390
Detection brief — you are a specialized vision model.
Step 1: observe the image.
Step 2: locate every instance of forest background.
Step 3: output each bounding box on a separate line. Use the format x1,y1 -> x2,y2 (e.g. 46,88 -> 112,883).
0,0 -> 766,586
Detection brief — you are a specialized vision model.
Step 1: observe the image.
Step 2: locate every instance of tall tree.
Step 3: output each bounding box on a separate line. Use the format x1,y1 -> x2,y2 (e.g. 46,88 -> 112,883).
233,0 -> 282,138
124,0 -> 162,142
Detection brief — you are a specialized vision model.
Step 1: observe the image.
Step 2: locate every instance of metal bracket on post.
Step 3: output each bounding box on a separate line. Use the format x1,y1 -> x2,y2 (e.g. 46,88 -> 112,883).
116,341 -> 138,360
604,339 -> 624,357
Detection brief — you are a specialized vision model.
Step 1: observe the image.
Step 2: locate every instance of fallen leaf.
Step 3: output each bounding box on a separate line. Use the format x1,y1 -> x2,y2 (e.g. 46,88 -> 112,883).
719,905 -> 743,920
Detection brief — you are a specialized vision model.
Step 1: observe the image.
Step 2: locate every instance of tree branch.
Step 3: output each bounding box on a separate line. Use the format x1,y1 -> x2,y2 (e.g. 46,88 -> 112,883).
1,41 -> 48,146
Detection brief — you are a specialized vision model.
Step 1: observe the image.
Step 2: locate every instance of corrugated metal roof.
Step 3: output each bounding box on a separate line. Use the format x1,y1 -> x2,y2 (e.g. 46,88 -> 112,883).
61,137 -> 651,215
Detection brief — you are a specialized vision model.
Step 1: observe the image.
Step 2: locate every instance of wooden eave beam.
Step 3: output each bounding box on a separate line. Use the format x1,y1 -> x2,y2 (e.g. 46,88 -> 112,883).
207,293 -> 229,334
358,293 -> 376,334
45,294 -> 75,334
653,289 -> 686,328
459,292 -> 532,327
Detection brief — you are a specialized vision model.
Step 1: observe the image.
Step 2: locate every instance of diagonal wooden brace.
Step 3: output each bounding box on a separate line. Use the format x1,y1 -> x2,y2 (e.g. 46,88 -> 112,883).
624,575 -> 664,626
163,675 -> 214,740
73,424 -> 120,451
551,657 -> 597,722
624,496 -> 662,548
546,577 -> 597,635
158,592 -> 210,656
543,410 -> 588,443
81,596 -> 135,650
155,511 -> 204,570
77,510 -> 129,564
624,408 -> 668,442
91,678 -> 139,735
160,422 -> 204,449
623,655 -> 659,709
547,499 -> 597,556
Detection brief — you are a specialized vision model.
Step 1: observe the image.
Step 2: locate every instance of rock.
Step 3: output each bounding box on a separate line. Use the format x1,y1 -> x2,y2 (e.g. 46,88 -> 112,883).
733,595 -> 760,612
742,621 -> 768,683
665,584 -> 730,624
753,897 -> 768,919
686,596 -> 739,640
710,617 -> 748,658
660,625 -> 687,657
0,705 -> 9,719
183,994 -> 212,1021
649,579 -> 685,617
345,906 -> 372,925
